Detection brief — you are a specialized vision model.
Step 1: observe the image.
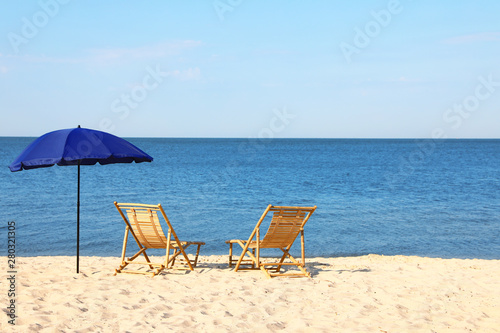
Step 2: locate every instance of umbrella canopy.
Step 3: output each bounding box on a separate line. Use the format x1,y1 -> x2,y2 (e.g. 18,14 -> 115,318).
9,126 -> 153,272
9,126 -> 153,171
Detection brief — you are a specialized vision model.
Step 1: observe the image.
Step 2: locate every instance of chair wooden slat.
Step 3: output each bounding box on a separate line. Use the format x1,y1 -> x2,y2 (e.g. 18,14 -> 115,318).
226,204 -> 316,278
114,201 -> 205,277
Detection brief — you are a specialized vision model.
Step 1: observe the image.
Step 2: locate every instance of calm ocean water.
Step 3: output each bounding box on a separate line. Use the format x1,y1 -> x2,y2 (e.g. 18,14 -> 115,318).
1,138 -> 499,259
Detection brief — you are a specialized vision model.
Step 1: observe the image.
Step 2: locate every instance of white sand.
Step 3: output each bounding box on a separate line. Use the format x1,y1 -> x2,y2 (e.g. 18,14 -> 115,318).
1,255 -> 499,332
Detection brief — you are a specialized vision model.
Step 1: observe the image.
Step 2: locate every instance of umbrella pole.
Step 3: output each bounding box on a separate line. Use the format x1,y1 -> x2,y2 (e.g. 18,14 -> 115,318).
77,160 -> 80,273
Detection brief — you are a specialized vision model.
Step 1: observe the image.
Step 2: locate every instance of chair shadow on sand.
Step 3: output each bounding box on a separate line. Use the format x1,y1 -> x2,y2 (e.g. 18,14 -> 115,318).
188,258 -> 372,278
305,260 -> 372,277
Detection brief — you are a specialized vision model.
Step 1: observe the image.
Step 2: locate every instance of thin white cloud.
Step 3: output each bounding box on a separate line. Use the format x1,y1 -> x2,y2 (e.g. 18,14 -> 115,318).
6,40 -> 202,65
392,76 -> 421,83
253,48 -> 294,56
170,67 -> 201,81
360,77 -> 422,84
443,32 -> 500,44
108,66 -> 202,91
86,40 -> 202,65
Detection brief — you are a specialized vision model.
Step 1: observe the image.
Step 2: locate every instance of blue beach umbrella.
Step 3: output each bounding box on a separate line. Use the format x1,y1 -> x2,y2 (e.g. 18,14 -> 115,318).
9,126 -> 153,273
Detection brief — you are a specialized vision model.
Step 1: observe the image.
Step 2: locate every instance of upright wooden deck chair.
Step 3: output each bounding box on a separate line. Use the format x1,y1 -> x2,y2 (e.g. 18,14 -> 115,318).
226,205 -> 317,278
114,202 -> 204,277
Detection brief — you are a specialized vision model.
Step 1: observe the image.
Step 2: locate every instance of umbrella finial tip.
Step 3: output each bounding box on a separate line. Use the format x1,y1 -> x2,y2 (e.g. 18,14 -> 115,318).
78,125 -> 81,128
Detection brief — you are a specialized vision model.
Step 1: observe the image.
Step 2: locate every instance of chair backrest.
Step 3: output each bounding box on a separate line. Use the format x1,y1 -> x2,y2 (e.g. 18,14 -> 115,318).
259,206 -> 316,249
115,203 -> 171,249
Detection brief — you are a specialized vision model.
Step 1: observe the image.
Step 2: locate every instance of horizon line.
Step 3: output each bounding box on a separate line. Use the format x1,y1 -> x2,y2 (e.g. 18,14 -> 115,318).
1,135 -> 499,140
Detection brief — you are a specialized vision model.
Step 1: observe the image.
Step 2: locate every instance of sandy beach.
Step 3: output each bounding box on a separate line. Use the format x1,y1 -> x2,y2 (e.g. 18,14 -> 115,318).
2,254 -> 499,332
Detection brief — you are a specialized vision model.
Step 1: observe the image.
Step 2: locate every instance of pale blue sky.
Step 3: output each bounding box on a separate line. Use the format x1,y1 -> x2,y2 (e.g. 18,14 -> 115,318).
1,0 -> 499,138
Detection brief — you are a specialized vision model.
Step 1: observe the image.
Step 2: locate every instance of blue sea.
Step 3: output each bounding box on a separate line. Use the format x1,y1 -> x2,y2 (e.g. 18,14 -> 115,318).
1,138 -> 499,259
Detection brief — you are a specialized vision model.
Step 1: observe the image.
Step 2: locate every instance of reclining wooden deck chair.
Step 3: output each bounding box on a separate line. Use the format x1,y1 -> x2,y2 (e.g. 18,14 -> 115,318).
226,205 -> 317,278
114,202 -> 205,277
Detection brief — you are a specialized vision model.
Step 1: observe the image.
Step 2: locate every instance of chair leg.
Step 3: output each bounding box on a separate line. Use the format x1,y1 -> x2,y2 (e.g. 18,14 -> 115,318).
165,231 -> 172,268
177,244 -> 195,271
280,249 -> 311,278
275,247 -> 290,273
115,228 -> 130,275
115,228 -> 154,273
168,249 -> 181,267
169,245 -> 193,269
192,243 -> 202,267
166,244 -> 199,270
301,229 -> 306,267
234,240 -> 253,271
115,247 -> 154,275
142,252 -> 155,270
120,228 -> 129,263
228,242 -> 233,267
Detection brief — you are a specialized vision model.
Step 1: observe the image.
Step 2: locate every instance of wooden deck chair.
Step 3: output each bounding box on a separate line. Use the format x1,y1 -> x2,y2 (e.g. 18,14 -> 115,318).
114,202 -> 205,277
226,205 -> 317,278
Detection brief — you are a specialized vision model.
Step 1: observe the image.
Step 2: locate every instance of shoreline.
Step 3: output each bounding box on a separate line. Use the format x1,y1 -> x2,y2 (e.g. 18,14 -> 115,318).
2,255 -> 499,332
